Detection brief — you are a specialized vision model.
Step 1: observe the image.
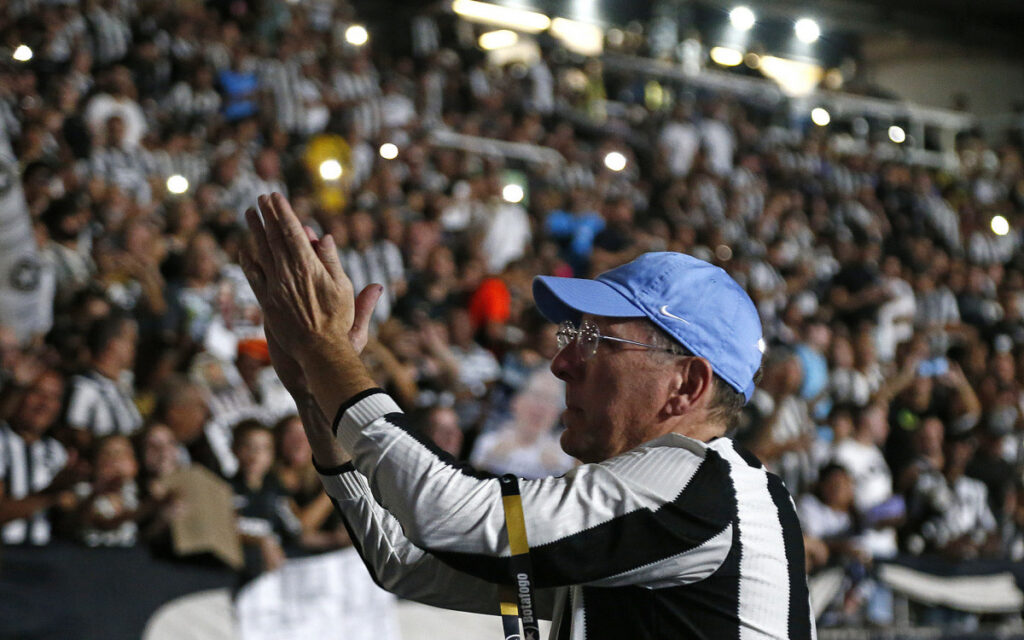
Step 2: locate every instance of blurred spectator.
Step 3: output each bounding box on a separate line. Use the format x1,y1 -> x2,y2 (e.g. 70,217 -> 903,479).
903,425 -> 998,559
886,357 -> 981,479
831,403 -> 899,625
748,346 -> 815,494
89,115 -> 150,204
231,420 -> 301,578
420,405 -> 464,458
84,66 -> 146,148
0,368 -> 80,545
658,104 -> 700,179
337,209 -> 405,326
966,407 -> 1019,522
64,312 -> 142,449
444,307 -> 500,430
545,189 -> 604,276
40,194 -> 95,307
165,64 -> 221,127
73,434 -> 140,547
153,376 -> 235,478
479,173 -> 531,274
798,463 -> 872,626
272,414 -> 351,552
470,368 -> 573,478
219,48 -> 260,122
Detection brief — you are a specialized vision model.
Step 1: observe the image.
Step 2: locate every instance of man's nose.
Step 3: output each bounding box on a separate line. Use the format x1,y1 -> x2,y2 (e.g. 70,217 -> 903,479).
550,343 -> 581,381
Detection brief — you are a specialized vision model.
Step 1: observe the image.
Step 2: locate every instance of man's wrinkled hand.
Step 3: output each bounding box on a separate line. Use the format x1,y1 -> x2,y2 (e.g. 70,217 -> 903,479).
238,193 -> 355,359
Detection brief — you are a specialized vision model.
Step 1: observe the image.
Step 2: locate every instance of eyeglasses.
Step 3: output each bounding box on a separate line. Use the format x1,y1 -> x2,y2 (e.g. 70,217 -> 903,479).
556,319 -> 682,361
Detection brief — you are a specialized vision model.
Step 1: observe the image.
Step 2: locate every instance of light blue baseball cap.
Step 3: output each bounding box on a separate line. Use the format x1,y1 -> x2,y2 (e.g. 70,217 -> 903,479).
533,252 -> 765,401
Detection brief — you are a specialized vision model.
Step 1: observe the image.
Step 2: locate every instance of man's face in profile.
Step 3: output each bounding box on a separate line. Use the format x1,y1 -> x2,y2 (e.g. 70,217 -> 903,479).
550,315 -> 670,463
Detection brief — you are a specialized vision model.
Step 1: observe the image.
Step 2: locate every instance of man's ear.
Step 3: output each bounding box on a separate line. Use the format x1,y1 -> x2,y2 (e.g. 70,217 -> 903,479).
663,357 -> 715,417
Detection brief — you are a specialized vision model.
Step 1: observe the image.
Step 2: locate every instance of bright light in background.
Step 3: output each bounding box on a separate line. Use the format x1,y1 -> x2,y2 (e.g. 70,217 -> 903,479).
794,18 -> 820,43
604,151 -> 627,172
478,29 -> 519,50
550,17 -> 603,56
451,0 -> 551,33
379,143 -> 398,160
729,6 -> 756,31
166,174 -> 189,194
991,215 -> 1010,236
823,68 -> 844,90
502,183 -> 524,203
710,46 -> 744,67
345,25 -> 369,46
811,108 -> 831,126
12,45 -> 32,62
888,125 -> 906,144
319,159 -> 343,180
758,55 -> 823,96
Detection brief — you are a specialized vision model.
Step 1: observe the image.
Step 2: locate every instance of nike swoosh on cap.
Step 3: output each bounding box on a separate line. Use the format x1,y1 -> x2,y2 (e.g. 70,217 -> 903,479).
659,305 -> 691,324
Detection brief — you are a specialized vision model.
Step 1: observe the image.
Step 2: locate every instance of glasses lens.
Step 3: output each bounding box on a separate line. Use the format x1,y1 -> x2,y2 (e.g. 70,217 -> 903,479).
556,322 -> 576,351
579,321 -> 600,359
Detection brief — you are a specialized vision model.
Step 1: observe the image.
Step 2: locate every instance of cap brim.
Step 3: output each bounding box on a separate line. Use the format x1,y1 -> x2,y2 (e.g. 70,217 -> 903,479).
533,275 -> 645,324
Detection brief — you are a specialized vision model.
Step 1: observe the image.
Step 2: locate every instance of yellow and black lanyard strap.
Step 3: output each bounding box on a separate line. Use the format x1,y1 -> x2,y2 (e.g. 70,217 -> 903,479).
498,474 -> 542,640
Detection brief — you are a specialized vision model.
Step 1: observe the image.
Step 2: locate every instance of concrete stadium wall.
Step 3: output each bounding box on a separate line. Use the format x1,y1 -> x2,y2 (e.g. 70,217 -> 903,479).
859,36 -> 1024,117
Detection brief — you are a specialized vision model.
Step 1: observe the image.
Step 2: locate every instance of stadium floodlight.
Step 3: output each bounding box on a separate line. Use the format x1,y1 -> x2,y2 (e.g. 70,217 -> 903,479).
478,29 -> 519,50
345,25 -> 369,46
550,18 -> 603,56
166,174 -> 189,194
709,46 -> 744,67
888,125 -> 906,144
451,0 -> 551,33
604,151 -> 627,172
794,18 -> 820,43
12,45 -> 32,62
502,183 -> 525,203
379,143 -> 399,160
319,159 -> 343,181
811,108 -> 830,126
991,215 -> 1010,236
729,7 -> 756,32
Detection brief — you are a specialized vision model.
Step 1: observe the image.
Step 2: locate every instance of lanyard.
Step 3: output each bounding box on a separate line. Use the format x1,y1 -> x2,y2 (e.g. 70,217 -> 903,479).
498,474 -> 541,640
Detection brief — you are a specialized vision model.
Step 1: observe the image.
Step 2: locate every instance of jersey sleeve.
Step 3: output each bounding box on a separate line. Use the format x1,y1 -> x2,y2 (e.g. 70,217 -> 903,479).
332,390 -> 735,589
318,461 -> 556,618
65,377 -> 99,432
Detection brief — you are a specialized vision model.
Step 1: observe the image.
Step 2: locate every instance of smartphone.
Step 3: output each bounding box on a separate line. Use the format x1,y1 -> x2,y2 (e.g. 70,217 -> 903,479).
917,357 -> 949,378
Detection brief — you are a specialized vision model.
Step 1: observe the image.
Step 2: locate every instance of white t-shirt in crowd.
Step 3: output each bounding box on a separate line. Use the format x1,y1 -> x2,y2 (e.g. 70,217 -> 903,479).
659,120 -> 700,178
832,438 -> 897,557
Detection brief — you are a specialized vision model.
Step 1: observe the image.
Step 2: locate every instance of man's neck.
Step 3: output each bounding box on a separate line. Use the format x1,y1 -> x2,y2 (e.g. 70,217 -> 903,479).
8,419 -> 40,445
668,416 -> 724,444
93,359 -> 122,381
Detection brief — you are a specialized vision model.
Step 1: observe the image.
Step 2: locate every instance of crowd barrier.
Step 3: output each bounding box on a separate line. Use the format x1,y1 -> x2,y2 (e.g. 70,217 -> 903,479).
2,544 -> 1023,639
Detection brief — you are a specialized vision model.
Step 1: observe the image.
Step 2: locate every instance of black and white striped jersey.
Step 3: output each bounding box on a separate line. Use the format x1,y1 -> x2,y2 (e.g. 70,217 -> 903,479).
319,390 -> 815,639
0,421 -> 68,545
65,370 -> 142,438
338,242 -> 405,326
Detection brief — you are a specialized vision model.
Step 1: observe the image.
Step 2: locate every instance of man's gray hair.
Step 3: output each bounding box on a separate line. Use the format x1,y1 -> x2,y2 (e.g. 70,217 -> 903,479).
640,320 -> 749,432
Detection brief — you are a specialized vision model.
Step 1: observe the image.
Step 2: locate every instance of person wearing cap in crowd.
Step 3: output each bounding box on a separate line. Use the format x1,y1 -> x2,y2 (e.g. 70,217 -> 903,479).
239,193 -> 814,639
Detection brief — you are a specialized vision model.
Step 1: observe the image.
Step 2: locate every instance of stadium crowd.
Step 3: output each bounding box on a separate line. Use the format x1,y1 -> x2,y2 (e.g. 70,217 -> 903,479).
2,0 -> 1024,629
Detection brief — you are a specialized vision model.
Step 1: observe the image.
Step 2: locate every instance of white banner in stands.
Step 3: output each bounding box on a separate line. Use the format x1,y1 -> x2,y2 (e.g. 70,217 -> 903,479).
0,128 -> 48,342
236,548 -> 400,640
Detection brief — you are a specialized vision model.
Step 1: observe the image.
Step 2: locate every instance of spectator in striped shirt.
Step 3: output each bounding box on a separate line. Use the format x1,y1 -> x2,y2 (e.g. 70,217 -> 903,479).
0,369 -> 82,545
64,312 -> 142,450
338,209 -> 406,326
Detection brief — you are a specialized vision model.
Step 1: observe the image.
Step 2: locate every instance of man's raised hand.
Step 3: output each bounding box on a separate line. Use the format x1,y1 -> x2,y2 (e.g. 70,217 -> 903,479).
240,193 -> 355,359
